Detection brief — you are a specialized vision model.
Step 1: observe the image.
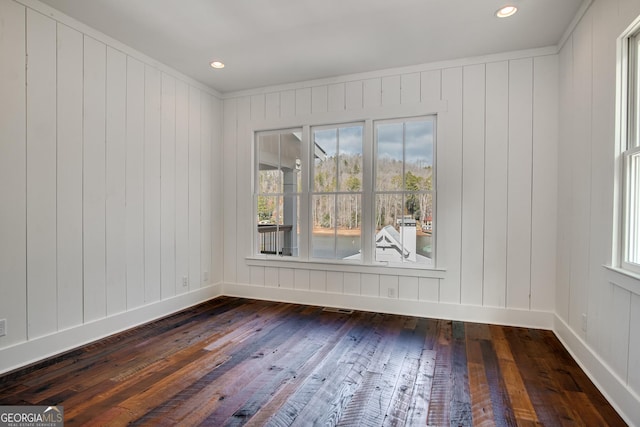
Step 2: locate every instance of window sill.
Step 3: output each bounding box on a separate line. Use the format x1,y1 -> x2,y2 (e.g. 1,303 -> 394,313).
603,265 -> 640,295
245,256 -> 447,279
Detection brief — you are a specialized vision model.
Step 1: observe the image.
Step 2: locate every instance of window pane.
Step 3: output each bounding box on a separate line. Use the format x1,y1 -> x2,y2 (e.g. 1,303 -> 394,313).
404,120 -> 434,189
336,193 -> 361,230
282,195 -> 299,256
256,195 -> 299,256
311,124 -> 364,260
313,125 -> 363,194
281,133 -> 302,193
257,133 -> 282,193
375,193 -> 402,231
257,195 -> 277,224
338,126 -> 363,192
418,196 -> 434,262
313,129 -> 337,192
257,195 -> 279,254
375,193 -> 413,263
376,123 -> 404,191
311,194 -> 361,260
337,194 -> 361,260
374,193 -> 431,264
258,170 -> 280,194
257,131 -> 301,194
417,192 -> 434,237
312,194 -> 335,258
255,129 -> 301,257
627,152 -> 640,265
374,118 -> 435,265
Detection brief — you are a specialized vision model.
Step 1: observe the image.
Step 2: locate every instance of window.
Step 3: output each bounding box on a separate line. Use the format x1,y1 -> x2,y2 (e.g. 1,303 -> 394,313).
254,116 -> 436,268
311,124 -> 363,260
374,118 -> 434,266
255,129 -> 302,256
624,32 -> 640,273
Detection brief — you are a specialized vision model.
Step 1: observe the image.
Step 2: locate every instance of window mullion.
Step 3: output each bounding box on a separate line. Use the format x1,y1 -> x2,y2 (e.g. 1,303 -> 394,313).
401,123 -> 407,260
630,35 -> 637,151
634,37 -> 640,149
334,128 -> 339,258
299,125 -> 311,260
362,119 -> 374,264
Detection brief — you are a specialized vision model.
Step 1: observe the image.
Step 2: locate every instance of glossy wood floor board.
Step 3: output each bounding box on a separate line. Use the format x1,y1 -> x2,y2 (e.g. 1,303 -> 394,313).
0,297 -> 627,426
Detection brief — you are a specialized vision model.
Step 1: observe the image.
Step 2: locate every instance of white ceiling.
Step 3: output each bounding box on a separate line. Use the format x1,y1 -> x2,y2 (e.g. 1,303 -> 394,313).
39,0 -> 586,94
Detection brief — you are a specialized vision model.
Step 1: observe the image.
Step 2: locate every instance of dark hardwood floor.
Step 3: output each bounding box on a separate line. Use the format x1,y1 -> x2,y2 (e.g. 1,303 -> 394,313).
0,297 -> 627,426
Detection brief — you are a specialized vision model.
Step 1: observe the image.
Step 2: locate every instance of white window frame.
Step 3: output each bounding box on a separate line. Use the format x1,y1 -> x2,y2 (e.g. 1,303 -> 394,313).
309,122 -> 365,261
250,109 -> 439,272
254,128 -> 304,257
616,24 -> 640,276
373,116 -> 436,268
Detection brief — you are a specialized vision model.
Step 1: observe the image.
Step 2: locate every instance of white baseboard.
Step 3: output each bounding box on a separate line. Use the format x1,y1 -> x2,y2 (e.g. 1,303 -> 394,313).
223,282 -> 555,330
553,315 -> 640,427
0,283 -> 223,376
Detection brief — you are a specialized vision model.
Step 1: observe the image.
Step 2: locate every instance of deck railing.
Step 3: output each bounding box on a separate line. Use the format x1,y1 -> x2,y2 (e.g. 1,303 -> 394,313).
257,224 -> 293,255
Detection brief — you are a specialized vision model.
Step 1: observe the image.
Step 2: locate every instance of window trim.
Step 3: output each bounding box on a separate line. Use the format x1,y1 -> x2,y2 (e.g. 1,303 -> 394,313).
254,127 -> 304,257
373,116 -> 437,268
616,22 -> 640,276
249,101 -> 445,271
309,122 -> 365,261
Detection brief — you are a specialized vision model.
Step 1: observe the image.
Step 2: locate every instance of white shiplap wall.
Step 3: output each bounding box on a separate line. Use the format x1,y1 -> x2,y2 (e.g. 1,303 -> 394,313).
222,50 -> 559,324
0,0 -> 636,422
555,0 -> 640,424
0,0 -> 223,372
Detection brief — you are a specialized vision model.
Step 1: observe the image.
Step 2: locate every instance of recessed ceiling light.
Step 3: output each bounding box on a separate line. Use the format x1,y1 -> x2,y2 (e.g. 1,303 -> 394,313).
210,61 -> 225,69
496,5 -> 518,18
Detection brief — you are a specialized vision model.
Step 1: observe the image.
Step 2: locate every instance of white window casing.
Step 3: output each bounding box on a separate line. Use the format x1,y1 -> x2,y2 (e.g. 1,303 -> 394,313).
250,102 -> 444,273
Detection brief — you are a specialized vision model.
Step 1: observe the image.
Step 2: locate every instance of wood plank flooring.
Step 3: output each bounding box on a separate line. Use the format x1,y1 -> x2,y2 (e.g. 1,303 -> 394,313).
0,297 -> 627,426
